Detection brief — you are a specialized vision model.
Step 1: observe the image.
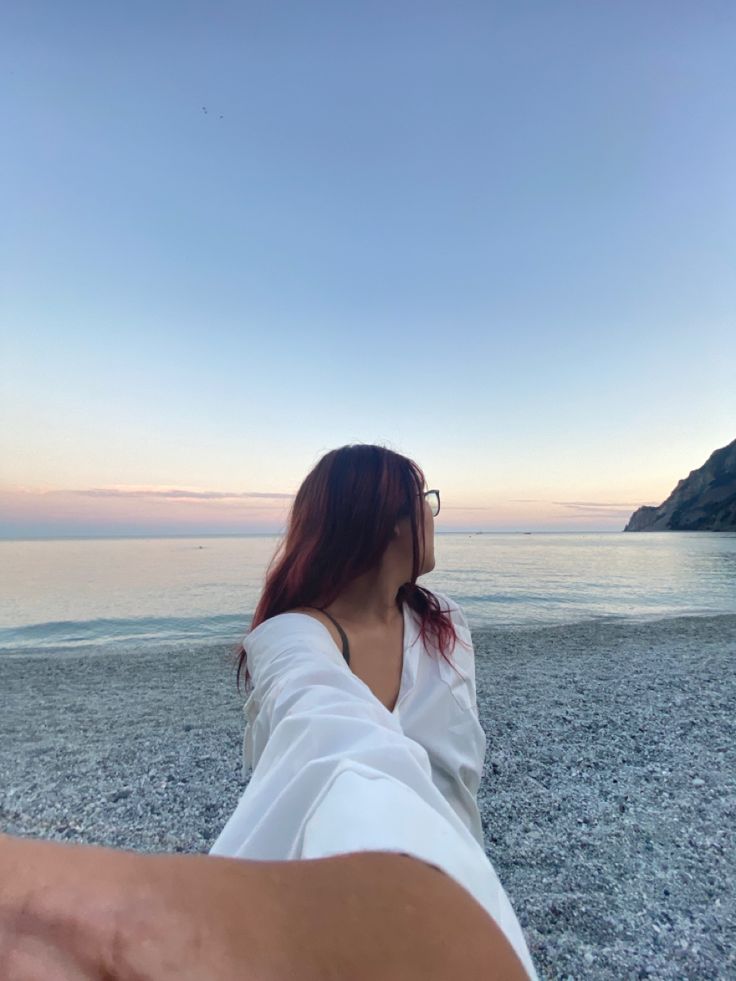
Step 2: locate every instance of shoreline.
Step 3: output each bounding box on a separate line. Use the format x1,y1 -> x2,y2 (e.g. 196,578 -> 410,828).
2,613 -> 734,979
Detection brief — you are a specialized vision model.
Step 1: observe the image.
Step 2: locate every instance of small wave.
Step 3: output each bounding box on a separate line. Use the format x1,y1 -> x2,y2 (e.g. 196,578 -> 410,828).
0,614 -> 251,654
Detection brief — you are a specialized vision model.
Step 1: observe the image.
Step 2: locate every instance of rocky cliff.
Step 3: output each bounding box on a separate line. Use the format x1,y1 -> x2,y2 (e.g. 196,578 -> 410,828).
624,438 -> 736,532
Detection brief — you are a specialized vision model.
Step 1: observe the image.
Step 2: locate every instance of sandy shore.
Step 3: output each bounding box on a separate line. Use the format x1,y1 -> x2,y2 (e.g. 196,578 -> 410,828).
2,613 -> 734,980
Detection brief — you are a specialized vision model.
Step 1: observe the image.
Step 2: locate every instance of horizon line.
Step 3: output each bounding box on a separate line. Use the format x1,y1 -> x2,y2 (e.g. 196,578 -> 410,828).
0,529 -> 628,542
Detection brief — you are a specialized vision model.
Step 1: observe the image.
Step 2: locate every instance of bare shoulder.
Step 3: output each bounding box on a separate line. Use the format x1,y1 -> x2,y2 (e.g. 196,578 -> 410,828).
283,607 -> 345,655
282,607 -> 341,642
283,606 -> 323,621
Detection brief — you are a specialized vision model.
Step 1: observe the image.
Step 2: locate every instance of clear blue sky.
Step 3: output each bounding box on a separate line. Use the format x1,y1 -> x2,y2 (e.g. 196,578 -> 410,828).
2,2 -> 734,537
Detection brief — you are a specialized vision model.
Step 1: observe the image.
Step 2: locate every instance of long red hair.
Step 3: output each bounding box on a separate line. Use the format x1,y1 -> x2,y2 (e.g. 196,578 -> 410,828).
233,443 -> 467,692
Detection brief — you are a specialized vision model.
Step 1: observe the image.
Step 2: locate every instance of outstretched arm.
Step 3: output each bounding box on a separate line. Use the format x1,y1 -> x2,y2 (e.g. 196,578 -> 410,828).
0,832 -> 530,980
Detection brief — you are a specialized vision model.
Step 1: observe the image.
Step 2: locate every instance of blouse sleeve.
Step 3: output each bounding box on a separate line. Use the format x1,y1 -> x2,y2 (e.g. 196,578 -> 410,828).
211,613 -> 538,981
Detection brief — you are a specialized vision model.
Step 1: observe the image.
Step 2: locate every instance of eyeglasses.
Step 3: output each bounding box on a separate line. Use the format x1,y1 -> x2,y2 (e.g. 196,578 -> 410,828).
424,489 -> 440,517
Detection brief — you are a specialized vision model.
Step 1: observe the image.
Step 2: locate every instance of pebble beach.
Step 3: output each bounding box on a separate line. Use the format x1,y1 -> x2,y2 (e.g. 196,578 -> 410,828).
2,613 -> 734,980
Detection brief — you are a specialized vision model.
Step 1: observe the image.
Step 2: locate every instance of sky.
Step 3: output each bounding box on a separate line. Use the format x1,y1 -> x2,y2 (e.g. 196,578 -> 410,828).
2,1 -> 734,538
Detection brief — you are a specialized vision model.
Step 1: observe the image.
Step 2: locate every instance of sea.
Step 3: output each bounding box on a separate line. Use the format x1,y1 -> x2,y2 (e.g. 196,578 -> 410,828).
1,532 -> 735,656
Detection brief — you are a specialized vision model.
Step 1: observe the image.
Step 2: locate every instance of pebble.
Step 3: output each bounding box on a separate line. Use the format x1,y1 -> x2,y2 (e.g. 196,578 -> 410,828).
2,613 -> 735,980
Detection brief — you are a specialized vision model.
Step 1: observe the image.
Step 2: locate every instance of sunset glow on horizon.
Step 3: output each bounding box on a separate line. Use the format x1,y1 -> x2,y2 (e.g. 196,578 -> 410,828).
0,465 -> 702,538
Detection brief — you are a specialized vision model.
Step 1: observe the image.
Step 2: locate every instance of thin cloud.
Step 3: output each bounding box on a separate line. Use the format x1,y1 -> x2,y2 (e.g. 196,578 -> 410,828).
553,500 -> 658,509
46,488 -> 295,501
552,501 -> 658,519
558,509 -> 635,519
507,499 -> 659,519
28,489 -> 658,518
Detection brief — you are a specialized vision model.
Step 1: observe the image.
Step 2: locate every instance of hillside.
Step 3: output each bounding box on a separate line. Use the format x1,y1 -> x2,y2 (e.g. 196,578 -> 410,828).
624,439 -> 736,531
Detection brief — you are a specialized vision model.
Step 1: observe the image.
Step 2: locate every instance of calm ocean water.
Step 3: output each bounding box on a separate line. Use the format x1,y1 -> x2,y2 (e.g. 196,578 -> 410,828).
1,532 -> 735,655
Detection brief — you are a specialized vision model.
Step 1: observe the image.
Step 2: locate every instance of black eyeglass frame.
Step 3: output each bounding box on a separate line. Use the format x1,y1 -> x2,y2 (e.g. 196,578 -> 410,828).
423,489 -> 440,517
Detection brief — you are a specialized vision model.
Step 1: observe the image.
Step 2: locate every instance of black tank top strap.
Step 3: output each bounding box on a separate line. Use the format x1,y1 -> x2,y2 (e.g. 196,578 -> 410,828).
303,607 -> 350,665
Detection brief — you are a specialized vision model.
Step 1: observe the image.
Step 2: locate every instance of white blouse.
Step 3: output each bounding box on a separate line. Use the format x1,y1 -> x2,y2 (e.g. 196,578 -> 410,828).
210,590 -> 538,980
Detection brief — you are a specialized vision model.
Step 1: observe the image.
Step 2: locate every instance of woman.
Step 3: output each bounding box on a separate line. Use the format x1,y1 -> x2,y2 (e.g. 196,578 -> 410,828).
0,444 -> 537,979
211,443 -> 537,978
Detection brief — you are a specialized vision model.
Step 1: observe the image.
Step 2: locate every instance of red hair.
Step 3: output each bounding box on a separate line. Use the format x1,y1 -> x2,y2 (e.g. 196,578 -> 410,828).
233,443 -> 467,692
